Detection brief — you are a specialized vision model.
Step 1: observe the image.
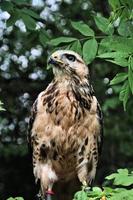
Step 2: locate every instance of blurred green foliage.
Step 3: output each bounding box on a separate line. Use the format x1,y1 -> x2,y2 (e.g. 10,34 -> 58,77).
0,101 -> 5,111
0,0 -> 133,200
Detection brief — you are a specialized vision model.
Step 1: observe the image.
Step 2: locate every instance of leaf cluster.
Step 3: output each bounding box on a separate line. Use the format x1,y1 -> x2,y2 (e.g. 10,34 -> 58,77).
73,168 -> 133,200
1,0 -> 50,46
1,0 -> 133,110
46,0 -> 133,110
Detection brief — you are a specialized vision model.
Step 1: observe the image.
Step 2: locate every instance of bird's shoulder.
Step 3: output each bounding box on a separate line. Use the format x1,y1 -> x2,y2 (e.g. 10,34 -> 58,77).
27,98 -> 38,150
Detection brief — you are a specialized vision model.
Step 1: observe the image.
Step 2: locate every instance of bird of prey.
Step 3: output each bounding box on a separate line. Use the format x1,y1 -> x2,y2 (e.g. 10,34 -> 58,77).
28,50 -> 103,200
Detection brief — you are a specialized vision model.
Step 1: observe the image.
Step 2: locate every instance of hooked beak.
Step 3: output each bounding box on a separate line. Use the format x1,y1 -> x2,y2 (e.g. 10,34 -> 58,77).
48,56 -> 64,66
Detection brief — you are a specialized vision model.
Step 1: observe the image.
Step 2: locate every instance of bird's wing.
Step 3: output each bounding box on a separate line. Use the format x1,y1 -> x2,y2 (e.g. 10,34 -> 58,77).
27,99 -> 38,153
96,103 -> 103,156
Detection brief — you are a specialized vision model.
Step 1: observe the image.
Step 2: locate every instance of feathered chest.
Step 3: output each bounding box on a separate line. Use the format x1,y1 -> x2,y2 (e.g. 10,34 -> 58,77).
31,80 -> 100,153
37,80 -> 93,130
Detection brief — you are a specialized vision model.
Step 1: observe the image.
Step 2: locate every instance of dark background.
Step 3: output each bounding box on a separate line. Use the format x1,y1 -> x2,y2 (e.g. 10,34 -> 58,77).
0,0 -> 133,199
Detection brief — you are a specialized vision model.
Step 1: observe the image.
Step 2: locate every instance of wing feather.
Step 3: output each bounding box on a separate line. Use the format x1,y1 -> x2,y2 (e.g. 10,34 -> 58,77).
96,103 -> 103,156
27,99 -> 38,153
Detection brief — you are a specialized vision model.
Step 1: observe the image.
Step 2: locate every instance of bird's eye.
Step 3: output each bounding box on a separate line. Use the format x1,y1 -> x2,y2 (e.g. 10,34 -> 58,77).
65,54 -> 76,62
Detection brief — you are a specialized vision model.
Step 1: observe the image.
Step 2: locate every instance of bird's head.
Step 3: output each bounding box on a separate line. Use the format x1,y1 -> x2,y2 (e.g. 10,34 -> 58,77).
48,50 -> 89,80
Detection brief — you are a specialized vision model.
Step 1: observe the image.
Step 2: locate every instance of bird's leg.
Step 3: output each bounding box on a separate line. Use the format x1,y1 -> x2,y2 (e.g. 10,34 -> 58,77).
45,191 -> 54,200
82,180 -> 87,189
83,180 -> 87,187
82,180 -> 90,192
45,183 -> 55,200
78,165 -> 91,192
100,196 -> 106,200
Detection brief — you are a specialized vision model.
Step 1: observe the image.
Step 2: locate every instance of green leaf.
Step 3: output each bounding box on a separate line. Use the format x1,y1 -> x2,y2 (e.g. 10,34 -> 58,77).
130,57 -> 133,71
48,37 -> 77,46
39,30 -> 49,46
110,189 -> 133,200
106,173 -> 118,180
94,15 -> 114,35
108,0 -> 120,10
6,198 -> 24,200
106,168 -> 133,186
70,40 -> 82,56
92,186 -> 102,193
87,187 -> 103,198
7,10 -> 20,27
103,187 -> 114,195
117,168 -> 128,174
118,20 -> 133,37
98,36 -> 133,54
21,8 -> 40,19
119,81 -> 130,110
105,58 -> 128,67
120,0 -> 133,8
128,58 -> 133,94
83,38 -> 98,64
97,51 -> 129,59
12,0 -> 27,4
65,44 -> 72,50
1,1 -> 13,12
74,191 -> 88,200
71,21 -> 94,36
110,72 -> 128,85
21,13 -> 36,30
115,169 -> 133,186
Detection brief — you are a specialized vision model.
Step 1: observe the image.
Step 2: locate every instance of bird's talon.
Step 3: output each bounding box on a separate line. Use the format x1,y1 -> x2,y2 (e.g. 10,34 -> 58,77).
84,186 -> 91,192
83,180 -> 87,187
82,181 -> 90,192
100,195 -> 106,200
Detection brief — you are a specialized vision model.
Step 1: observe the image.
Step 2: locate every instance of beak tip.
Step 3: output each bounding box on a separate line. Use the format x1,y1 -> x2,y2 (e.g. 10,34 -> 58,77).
48,57 -> 63,65
47,57 -> 52,65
